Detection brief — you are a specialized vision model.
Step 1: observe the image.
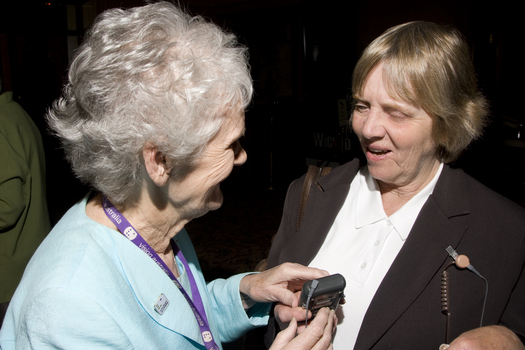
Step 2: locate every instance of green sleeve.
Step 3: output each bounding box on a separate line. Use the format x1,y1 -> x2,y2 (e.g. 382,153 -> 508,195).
0,133 -> 26,230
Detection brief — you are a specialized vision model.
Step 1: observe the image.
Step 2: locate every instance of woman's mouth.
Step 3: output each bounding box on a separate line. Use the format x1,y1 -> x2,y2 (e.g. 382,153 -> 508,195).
365,147 -> 391,161
367,147 -> 390,155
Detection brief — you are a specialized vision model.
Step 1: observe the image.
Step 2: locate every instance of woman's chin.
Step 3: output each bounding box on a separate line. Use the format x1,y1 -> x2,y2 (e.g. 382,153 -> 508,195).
187,192 -> 223,220
207,190 -> 224,212
207,201 -> 223,212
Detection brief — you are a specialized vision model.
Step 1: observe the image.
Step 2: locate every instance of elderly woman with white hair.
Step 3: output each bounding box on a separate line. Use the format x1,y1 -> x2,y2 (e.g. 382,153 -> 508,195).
0,2 -> 336,349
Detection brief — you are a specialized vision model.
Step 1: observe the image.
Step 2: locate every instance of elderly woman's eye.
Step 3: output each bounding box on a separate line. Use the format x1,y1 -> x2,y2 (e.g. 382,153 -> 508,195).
231,140 -> 241,153
354,104 -> 368,113
390,111 -> 410,120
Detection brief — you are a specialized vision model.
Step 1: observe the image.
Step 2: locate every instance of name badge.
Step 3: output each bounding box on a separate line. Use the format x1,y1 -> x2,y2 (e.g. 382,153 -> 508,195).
154,293 -> 170,315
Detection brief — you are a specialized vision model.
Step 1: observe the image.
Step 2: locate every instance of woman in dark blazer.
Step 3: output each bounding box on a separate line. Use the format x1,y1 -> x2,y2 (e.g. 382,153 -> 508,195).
266,22 -> 525,349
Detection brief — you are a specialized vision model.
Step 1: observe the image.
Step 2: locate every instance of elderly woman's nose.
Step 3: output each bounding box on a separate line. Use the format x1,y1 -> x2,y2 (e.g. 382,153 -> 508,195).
234,146 -> 247,166
361,110 -> 385,139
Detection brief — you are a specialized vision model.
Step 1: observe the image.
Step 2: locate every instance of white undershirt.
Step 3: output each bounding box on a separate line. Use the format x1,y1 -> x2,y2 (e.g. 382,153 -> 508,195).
309,163 -> 443,349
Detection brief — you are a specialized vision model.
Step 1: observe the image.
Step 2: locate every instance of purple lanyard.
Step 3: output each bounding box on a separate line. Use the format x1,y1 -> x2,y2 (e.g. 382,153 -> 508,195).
102,195 -> 219,350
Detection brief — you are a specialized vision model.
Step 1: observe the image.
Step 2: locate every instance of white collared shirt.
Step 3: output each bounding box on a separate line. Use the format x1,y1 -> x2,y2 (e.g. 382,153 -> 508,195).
309,163 -> 443,349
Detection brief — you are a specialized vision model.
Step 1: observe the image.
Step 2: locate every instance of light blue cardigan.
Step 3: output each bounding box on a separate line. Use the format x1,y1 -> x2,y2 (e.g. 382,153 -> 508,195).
0,194 -> 269,349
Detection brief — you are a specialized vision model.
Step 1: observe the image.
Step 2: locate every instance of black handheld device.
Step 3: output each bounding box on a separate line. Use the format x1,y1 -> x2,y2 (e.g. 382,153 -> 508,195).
299,273 -> 346,317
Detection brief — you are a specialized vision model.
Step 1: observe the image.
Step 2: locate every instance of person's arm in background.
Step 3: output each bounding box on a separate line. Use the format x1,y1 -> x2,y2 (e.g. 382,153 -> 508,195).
0,133 -> 25,231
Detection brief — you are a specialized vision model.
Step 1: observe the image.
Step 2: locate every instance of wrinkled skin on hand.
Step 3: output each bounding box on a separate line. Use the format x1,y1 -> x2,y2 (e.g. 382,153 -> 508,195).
240,263 -> 338,349
239,263 -> 329,307
274,290 -> 313,334
270,308 -> 337,350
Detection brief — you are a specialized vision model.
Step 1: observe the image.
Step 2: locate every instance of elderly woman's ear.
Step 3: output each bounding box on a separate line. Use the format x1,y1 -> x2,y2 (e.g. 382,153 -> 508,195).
143,143 -> 170,187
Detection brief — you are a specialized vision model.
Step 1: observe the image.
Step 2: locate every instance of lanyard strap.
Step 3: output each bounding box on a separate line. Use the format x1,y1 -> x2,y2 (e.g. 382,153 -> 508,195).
102,195 -> 219,350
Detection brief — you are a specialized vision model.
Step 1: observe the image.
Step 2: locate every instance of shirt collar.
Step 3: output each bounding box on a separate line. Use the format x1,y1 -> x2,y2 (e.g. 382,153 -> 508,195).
355,163 -> 444,240
355,167 -> 387,228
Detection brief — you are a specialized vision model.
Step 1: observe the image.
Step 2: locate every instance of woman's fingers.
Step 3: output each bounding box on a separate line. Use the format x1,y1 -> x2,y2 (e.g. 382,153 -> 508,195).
270,318 -> 298,350
272,308 -> 335,350
309,308 -> 336,350
240,263 -> 329,306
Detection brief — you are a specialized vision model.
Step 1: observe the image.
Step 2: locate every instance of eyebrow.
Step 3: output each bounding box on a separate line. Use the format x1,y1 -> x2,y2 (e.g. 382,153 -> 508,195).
231,126 -> 246,143
236,126 -> 246,139
354,94 -> 416,113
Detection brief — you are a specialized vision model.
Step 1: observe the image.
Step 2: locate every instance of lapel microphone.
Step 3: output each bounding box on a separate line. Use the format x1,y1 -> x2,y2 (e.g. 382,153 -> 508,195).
440,246 -> 488,347
445,246 -> 484,277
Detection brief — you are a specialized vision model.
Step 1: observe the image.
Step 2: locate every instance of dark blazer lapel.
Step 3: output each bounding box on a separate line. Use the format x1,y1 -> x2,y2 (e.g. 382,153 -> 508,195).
355,165 -> 470,349
279,160 -> 361,266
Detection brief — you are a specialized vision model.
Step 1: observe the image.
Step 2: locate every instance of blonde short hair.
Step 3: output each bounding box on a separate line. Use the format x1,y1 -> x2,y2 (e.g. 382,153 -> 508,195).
352,21 -> 488,163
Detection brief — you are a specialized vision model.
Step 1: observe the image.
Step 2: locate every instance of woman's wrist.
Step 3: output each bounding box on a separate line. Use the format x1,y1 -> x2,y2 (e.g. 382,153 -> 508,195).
239,273 -> 257,309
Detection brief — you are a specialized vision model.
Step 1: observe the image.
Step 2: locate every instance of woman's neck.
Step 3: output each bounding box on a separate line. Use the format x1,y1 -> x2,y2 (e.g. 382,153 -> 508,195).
378,160 -> 441,216
85,192 -> 183,277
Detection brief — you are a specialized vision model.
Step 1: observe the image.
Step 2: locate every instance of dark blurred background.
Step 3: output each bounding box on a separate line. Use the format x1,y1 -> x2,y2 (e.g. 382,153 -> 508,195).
1,0 -> 523,282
